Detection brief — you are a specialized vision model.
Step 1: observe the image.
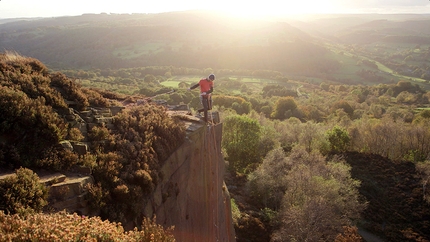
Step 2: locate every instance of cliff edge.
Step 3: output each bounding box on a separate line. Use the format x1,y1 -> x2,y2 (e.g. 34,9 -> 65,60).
143,112 -> 236,241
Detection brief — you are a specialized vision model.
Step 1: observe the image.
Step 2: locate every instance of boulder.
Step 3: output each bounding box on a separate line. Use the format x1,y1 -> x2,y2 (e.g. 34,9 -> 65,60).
71,142 -> 88,156
59,140 -> 73,152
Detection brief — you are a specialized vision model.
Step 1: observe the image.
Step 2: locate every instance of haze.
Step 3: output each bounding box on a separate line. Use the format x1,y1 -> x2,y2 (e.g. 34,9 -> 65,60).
1,0 -> 430,19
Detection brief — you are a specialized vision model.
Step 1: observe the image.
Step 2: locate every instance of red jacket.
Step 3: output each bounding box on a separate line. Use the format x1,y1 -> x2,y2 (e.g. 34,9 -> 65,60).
190,78 -> 213,94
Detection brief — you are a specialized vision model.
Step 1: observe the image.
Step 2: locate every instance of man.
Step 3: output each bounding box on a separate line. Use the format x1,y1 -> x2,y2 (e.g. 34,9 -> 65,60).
188,74 -> 215,122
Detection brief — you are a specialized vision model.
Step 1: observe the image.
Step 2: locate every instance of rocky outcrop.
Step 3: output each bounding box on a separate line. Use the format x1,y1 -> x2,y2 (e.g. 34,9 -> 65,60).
43,172 -> 94,216
1,108 -> 235,241
0,169 -> 93,216
144,112 -> 236,241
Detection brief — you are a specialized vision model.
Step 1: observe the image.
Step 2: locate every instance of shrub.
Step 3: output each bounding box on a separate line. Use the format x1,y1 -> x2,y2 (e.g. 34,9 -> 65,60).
50,72 -> 89,111
335,226 -> 364,242
88,104 -> 185,225
230,199 -> 241,226
0,168 -> 48,215
67,127 -> 85,141
326,126 -> 351,153
0,86 -> 68,169
0,211 -> 175,241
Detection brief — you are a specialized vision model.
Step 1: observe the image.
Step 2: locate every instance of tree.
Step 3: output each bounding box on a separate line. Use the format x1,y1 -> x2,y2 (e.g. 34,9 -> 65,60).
143,74 -> 157,84
270,97 -> 297,120
222,115 -> 261,173
332,100 -> 354,117
272,148 -> 365,242
248,148 -> 289,209
327,126 -> 351,153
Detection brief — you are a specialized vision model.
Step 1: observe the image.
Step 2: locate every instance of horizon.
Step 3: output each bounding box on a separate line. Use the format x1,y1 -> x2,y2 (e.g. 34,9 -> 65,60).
1,0 -> 430,19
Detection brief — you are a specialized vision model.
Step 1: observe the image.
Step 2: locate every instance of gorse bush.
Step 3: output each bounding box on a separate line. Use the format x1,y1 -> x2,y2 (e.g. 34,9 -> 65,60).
87,104 -> 186,225
0,168 -> 48,216
0,87 -> 68,168
0,211 -> 175,242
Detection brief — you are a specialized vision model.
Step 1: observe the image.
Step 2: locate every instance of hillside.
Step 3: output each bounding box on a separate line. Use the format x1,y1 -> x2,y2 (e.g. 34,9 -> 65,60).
4,12 -> 430,87
0,12 -> 322,72
344,152 -> 430,241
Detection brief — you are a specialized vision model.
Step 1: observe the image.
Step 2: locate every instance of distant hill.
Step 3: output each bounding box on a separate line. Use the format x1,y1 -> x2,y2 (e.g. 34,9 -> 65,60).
333,18 -> 430,44
0,12 -> 341,73
2,12 -> 430,86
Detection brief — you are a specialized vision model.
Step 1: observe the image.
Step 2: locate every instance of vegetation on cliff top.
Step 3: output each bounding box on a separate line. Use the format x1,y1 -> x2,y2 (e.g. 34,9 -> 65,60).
0,52 -> 185,238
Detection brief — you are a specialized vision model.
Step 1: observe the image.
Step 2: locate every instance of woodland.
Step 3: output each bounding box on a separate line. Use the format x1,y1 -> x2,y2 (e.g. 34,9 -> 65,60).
1,11 -> 430,241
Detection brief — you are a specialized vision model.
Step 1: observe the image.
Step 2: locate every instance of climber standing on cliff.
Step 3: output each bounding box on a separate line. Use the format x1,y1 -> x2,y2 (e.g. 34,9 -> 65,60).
188,74 -> 215,123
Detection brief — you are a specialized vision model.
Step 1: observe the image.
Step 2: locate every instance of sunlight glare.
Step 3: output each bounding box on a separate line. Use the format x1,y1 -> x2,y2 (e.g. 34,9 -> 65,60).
209,0 -> 339,18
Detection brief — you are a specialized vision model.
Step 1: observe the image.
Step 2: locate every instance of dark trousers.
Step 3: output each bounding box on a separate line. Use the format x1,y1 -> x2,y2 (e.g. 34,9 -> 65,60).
199,95 -> 212,122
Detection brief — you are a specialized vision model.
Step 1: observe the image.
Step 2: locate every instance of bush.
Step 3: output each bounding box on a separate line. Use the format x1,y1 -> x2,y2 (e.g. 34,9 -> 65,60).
88,104 -> 185,225
230,199 -> 241,226
0,86 -> 68,169
0,168 -> 48,215
326,126 -> 351,153
0,211 -> 175,241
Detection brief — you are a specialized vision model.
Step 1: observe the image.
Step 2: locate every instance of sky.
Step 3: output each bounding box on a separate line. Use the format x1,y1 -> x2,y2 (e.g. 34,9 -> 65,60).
1,0 -> 430,19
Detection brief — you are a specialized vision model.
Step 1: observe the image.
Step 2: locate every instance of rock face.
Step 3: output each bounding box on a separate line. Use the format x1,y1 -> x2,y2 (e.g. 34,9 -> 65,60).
143,119 -> 236,241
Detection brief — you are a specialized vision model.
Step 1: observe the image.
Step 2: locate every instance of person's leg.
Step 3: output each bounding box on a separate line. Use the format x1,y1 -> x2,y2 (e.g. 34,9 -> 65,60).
202,97 -> 209,122
208,96 -> 212,110
198,95 -> 204,114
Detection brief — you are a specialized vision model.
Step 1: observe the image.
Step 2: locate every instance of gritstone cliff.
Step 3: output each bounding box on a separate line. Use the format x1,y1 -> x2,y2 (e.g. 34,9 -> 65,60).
144,112 -> 236,241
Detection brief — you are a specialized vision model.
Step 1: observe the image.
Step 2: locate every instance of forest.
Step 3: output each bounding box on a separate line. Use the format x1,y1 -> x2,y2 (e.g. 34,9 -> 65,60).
1,11 -> 430,241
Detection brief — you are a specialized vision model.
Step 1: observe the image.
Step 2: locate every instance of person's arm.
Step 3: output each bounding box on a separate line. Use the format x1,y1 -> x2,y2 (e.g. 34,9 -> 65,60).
206,86 -> 213,94
189,83 -> 199,90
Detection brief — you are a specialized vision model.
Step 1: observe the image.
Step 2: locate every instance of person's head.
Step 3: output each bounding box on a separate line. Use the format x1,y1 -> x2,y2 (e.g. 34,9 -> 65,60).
208,74 -> 215,81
